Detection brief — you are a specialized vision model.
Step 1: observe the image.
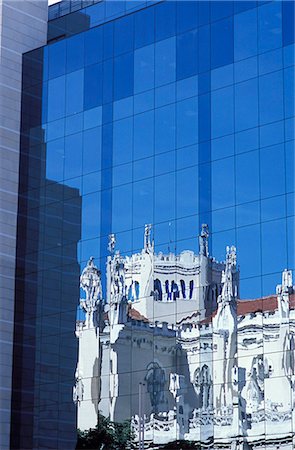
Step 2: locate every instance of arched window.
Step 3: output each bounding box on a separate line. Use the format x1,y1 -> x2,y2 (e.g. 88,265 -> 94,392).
189,280 -> 194,299
134,281 -> 140,300
171,280 -> 179,300
153,279 -> 162,301
145,362 -> 165,413
165,280 -> 171,300
180,279 -> 186,299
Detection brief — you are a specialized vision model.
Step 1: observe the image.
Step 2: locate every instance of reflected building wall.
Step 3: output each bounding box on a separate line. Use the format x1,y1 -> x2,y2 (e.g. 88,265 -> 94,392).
13,0 -> 295,448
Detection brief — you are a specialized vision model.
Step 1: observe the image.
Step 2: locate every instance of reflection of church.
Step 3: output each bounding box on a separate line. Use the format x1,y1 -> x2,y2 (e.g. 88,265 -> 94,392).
73,225 -> 295,449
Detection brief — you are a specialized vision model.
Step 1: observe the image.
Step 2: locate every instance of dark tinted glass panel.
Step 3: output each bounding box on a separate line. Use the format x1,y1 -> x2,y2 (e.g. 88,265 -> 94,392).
211,17 -> 233,69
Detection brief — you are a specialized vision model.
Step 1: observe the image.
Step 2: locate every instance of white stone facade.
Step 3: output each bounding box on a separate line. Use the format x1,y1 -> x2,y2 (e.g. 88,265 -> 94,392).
74,226 -> 295,449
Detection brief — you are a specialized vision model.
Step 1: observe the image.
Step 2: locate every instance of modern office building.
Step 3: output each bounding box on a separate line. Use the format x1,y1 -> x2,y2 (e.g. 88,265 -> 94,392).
0,0 -> 294,449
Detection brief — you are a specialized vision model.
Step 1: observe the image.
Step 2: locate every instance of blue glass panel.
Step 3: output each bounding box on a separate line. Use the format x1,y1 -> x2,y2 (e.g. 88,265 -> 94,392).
283,44 -> 295,68
134,110 -> 154,160
134,8 -> 154,49
155,104 -> 176,153
258,2 -> 282,53
212,206 -> 235,232
259,70 -> 284,125
66,70 -> 84,115
48,41 -> 66,79
46,119 -> 65,142
237,224 -> 261,278
260,121 -> 284,148
84,27 -> 103,66
198,1 -> 210,26
155,174 -> 176,224
177,144 -> 198,170
114,15 -> 134,56
155,1 -> 176,41
46,138 -> 64,181
235,78 -> 258,131
105,0 -> 125,19
282,0 -> 295,46
284,66 -> 295,118
155,83 -> 175,108
198,94 -> 210,144
234,8 -> 257,61
261,219 -> 287,275
113,97 -> 133,121
198,72 -> 210,95
261,195 -> 286,222
155,150 -> 175,176
83,127 -> 101,174
176,97 -> 198,148
235,128 -> 258,154
285,141 -> 294,193
234,1 -> 256,14
113,162 -> 132,187
66,34 -> 84,73
85,2 -> 105,27
177,166 -> 198,218
84,106 -> 102,130
211,157 -> 235,209
176,30 -> 198,80
126,0 -> 146,12
112,184 -> 132,233
47,76 -> 65,121
285,119 -> 294,142
102,102 -> 113,125
236,201 -> 260,227
134,44 -> 154,93
82,192 -> 101,240
155,37 -> 176,87
176,75 -> 198,101
84,64 -> 102,110
114,53 -> 134,100
134,90 -> 154,114
177,1 -> 198,34
211,86 -> 234,138
211,134 -> 234,160
211,64 -> 234,90
82,171 -> 101,196
133,157 -> 153,181
65,113 -> 83,136
259,48 -> 282,75
102,60 -> 113,104
113,117 -> 133,165
236,151 -> 260,203
198,25 -> 210,73
211,1 -> 233,22
211,17 -> 233,69
103,22 -> 114,60
64,132 -> 83,181
212,229 -> 236,263
133,178 -> 154,228
287,216 -> 295,270
234,56 -> 258,83
260,144 -> 285,198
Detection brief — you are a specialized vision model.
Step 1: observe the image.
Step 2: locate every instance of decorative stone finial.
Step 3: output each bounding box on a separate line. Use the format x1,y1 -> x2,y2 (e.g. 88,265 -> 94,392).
219,246 -> 237,305
144,224 -> 152,251
80,257 -> 102,314
108,233 -> 116,253
199,224 -> 209,257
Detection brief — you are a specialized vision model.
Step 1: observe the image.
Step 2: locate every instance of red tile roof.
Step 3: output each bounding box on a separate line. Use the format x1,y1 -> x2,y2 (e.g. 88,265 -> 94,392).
180,293 -> 295,326
128,306 -> 149,322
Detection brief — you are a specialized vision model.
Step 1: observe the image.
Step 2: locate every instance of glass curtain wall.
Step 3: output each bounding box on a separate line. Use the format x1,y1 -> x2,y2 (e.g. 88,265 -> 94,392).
15,1 -> 294,449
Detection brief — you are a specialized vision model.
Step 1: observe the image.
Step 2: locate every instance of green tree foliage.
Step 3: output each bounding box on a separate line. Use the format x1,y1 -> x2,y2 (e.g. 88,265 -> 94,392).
76,413 -> 135,450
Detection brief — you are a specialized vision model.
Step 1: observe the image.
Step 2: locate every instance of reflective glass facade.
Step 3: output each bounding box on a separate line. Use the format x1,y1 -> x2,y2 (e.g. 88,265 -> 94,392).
14,1 -> 294,449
